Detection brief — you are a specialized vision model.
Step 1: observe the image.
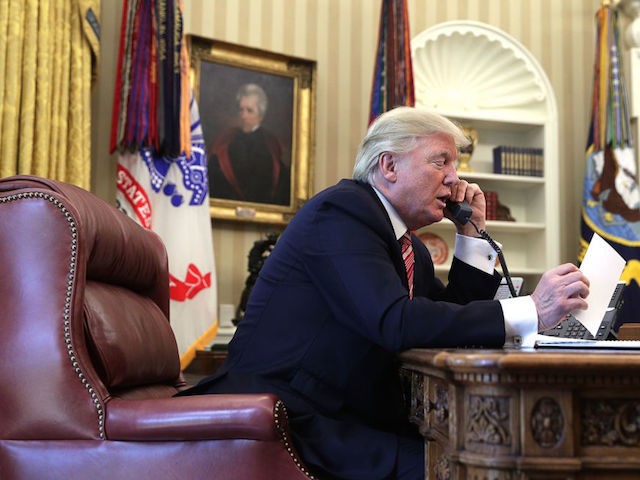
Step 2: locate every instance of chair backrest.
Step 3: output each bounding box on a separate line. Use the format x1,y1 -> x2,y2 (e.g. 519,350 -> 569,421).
0,175 -> 185,441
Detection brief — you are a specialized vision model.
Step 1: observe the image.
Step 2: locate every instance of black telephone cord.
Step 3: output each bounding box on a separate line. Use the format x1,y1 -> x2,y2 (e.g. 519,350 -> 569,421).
468,219 -> 518,298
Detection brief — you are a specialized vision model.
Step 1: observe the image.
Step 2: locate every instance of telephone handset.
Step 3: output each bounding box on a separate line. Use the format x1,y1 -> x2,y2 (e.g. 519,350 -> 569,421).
445,198 -> 519,297
445,199 -> 473,225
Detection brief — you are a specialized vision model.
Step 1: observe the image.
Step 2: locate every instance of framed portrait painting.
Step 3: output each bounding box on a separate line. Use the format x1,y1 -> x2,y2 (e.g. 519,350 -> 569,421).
187,35 -> 316,224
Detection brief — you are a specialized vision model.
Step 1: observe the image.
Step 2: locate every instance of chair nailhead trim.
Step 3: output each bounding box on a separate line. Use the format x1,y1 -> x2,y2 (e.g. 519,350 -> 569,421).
274,399 -> 316,479
7,192 -> 105,439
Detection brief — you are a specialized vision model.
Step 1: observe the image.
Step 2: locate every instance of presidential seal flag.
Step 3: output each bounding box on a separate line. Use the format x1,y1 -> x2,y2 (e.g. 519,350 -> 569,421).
111,0 -> 218,368
580,4 -> 640,326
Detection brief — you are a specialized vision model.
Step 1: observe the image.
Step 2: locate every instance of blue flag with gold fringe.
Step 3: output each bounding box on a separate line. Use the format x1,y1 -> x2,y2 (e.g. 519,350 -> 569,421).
580,5 -> 640,328
369,0 -> 414,124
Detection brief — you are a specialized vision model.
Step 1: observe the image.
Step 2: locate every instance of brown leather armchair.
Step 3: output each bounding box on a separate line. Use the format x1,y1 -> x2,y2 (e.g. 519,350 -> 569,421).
0,175 -> 314,479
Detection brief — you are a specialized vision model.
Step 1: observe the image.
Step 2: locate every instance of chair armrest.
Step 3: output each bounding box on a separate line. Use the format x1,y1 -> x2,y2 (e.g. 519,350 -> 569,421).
105,393 -> 287,441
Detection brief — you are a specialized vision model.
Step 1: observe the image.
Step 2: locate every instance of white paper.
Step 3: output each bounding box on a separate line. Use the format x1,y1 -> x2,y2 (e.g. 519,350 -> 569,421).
572,233 -> 626,336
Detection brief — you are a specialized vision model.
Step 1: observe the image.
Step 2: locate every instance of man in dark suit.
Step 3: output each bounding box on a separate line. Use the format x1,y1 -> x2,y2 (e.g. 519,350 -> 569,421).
179,107 -> 589,479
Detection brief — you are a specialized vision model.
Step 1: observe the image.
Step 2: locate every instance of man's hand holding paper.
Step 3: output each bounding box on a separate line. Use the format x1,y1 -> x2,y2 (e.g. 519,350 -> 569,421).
531,264 -> 590,332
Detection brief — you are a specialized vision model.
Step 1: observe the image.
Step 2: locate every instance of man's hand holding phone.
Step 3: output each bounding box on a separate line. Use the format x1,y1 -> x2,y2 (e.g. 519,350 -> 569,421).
446,180 -> 486,236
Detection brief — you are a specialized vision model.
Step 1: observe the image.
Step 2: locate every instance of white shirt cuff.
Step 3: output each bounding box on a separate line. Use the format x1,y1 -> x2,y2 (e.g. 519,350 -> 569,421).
453,234 -> 499,274
499,295 -> 538,347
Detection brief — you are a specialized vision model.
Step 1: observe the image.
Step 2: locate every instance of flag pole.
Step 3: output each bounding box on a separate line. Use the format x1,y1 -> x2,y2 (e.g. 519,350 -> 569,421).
619,0 -> 640,172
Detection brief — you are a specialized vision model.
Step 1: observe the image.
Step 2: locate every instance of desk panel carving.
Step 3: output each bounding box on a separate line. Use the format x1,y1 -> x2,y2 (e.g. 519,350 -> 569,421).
582,399 -> 640,447
435,455 -> 450,480
399,348 -> 640,479
467,394 -> 511,447
530,397 -> 563,449
433,382 -> 449,427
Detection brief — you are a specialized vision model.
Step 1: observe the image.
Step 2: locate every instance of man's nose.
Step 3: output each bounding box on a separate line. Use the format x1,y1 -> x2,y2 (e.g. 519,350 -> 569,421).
444,164 -> 459,185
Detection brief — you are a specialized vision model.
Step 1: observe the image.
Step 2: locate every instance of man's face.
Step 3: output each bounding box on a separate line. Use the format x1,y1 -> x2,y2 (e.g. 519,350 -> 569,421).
238,95 -> 262,132
389,132 -> 460,230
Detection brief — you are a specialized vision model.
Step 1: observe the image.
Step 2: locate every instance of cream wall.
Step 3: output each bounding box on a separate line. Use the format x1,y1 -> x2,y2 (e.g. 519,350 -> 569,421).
92,0 -> 604,309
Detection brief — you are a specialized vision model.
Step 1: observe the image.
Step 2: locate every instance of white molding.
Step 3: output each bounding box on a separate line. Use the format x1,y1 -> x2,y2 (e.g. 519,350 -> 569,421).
411,20 -> 556,120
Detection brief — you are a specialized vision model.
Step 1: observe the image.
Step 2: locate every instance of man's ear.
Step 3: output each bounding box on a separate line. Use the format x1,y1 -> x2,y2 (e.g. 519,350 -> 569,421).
378,152 -> 397,182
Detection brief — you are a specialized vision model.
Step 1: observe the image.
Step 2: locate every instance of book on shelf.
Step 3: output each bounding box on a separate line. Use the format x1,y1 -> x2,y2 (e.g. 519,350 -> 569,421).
485,190 -> 498,220
484,190 -> 516,222
493,146 -> 543,177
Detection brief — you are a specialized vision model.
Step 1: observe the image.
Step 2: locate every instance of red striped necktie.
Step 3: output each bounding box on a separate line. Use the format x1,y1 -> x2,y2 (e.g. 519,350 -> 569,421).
400,231 -> 415,299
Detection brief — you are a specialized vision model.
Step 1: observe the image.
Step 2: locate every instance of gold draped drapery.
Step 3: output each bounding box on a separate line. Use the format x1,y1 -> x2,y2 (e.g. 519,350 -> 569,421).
0,0 -> 100,188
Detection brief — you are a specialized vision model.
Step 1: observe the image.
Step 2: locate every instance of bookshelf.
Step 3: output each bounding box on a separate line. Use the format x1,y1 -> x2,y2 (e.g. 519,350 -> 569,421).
411,21 -> 559,293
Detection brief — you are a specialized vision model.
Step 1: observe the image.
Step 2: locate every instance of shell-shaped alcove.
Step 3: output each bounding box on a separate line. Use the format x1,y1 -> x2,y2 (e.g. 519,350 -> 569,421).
411,21 -> 552,120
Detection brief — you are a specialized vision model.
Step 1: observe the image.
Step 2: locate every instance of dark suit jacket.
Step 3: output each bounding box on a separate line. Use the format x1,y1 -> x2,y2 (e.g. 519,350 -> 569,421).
179,179 -> 504,479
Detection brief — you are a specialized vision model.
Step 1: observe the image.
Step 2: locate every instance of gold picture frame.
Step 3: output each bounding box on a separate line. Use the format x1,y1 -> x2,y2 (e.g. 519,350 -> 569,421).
187,35 -> 316,224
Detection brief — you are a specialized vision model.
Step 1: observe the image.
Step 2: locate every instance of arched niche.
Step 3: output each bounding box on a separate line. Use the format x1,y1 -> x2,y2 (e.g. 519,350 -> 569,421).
411,20 -> 556,123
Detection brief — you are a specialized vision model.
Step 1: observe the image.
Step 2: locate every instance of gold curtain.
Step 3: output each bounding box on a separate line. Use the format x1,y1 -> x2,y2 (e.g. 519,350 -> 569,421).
0,0 -> 100,188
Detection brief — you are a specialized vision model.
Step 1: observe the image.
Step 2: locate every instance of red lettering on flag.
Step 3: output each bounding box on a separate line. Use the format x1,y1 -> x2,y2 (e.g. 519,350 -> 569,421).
116,163 -> 153,229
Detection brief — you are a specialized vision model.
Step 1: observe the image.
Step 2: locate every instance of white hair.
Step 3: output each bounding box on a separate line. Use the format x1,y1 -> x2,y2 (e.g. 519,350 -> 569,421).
353,106 -> 470,184
236,83 -> 268,117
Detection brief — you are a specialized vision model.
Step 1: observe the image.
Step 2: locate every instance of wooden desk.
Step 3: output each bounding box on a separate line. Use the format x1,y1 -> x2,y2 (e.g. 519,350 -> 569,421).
399,348 -> 640,479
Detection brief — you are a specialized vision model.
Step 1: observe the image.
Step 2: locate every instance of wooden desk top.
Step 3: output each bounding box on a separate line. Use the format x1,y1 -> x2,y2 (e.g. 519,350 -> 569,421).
400,347 -> 640,373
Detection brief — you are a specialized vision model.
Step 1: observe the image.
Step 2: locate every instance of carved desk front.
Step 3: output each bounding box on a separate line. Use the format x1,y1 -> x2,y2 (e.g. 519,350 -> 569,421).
399,348 -> 640,480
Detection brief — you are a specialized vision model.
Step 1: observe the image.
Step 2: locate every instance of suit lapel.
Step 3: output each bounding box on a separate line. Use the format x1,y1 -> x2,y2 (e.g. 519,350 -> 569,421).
355,182 -> 413,292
